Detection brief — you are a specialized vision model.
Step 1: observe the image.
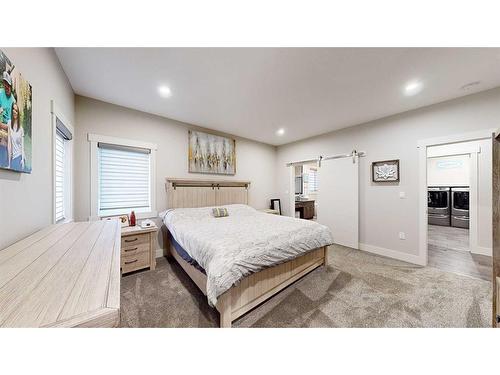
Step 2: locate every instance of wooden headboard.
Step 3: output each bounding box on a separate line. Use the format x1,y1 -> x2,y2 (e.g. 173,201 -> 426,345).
165,178 -> 250,209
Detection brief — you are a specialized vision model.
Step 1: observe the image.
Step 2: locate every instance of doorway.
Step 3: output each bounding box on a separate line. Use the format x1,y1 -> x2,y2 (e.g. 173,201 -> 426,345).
294,163 -> 319,221
426,151 -> 491,280
418,130 -> 494,280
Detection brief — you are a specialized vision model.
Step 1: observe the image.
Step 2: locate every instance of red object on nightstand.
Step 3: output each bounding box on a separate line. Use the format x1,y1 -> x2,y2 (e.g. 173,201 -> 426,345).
130,211 -> 136,226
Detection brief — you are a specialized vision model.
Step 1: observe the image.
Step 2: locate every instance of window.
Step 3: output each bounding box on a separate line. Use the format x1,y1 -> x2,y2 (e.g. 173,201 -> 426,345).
89,133 -> 157,220
54,131 -> 66,222
52,103 -> 73,224
308,168 -> 318,192
97,143 -> 151,217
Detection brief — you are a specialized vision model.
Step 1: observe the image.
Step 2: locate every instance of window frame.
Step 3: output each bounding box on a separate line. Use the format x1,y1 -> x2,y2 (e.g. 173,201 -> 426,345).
88,133 -> 157,221
54,130 -> 66,222
308,168 -> 319,193
52,101 -> 74,224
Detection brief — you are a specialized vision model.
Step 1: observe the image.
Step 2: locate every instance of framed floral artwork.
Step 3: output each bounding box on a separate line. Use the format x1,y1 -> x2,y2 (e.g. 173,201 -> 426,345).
372,159 -> 400,182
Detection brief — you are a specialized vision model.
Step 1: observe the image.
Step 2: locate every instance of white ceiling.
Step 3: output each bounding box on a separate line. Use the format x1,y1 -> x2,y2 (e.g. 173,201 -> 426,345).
55,48 -> 500,146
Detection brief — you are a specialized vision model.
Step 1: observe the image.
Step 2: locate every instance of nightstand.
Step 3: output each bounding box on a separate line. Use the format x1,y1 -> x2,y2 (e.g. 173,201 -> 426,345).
121,224 -> 158,275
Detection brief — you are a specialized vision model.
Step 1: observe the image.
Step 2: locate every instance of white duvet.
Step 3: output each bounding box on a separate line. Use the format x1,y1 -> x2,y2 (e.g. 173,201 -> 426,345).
161,204 -> 333,306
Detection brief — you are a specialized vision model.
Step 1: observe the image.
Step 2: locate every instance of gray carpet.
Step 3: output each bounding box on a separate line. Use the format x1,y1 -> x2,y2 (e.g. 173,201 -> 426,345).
120,245 -> 492,328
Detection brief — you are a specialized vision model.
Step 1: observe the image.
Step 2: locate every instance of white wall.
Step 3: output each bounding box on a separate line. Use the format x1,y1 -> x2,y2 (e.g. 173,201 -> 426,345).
1,51 -> 496,262
73,96 -> 277,249
276,87 -> 500,261
0,48 -> 74,250
427,154 -> 471,187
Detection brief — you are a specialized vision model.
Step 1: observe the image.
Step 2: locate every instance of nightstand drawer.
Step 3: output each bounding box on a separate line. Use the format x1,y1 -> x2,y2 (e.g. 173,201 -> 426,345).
121,242 -> 150,257
121,233 -> 149,247
121,251 -> 150,274
120,225 -> 158,275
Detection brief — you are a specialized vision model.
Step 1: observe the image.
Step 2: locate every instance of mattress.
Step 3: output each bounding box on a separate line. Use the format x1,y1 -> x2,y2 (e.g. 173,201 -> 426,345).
161,204 -> 333,306
169,233 -> 206,274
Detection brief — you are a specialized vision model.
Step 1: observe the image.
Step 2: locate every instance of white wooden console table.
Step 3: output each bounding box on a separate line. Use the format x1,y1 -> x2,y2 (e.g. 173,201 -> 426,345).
0,220 -> 121,328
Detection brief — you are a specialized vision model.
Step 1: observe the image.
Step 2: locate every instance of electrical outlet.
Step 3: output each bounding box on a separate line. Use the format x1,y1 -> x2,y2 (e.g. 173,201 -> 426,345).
399,232 -> 406,240
399,192 -> 406,199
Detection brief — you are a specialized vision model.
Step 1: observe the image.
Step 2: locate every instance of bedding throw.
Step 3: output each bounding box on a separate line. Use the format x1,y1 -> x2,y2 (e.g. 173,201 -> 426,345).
161,204 -> 334,306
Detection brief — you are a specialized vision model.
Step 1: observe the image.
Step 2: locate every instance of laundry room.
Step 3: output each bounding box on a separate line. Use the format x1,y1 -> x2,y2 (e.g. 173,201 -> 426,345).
426,139 -> 493,280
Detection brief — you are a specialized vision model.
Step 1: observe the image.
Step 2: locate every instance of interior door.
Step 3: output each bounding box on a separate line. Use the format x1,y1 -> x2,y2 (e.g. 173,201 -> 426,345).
317,155 -> 359,249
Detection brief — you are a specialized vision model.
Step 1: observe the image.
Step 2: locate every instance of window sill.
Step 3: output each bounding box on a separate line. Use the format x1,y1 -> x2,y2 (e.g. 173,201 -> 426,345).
93,210 -> 158,221
136,211 -> 158,220
55,218 -> 74,224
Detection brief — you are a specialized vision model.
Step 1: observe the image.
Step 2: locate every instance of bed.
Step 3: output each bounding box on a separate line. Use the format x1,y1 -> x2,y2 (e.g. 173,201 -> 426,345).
162,178 -> 334,327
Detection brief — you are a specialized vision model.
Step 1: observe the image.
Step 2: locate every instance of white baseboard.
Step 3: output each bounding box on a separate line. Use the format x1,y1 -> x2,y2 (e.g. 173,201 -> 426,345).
470,245 -> 492,257
359,243 -> 425,266
155,242 -> 488,266
155,248 -> 165,258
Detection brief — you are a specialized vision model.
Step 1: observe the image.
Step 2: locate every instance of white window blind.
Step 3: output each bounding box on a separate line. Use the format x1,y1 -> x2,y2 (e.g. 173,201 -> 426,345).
308,169 -> 318,192
98,143 -> 151,216
55,131 -> 65,222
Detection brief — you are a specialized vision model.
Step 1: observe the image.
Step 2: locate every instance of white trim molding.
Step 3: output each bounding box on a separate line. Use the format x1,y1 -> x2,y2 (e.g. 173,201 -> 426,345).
417,144 -> 428,266
288,165 -> 295,217
51,100 -> 74,224
155,247 -> 165,259
427,143 -> 481,158
88,133 -> 157,221
472,245 -> 492,257
87,133 -> 158,151
417,128 -> 498,148
469,152 -> 479,254
359,243 -> 425,266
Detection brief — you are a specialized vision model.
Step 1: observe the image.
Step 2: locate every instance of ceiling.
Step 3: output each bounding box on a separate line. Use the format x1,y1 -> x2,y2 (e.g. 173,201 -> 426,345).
55,48 -> 500,146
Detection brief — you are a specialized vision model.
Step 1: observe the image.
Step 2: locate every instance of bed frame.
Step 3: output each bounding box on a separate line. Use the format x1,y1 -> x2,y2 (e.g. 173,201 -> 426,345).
164,178 -> 328,327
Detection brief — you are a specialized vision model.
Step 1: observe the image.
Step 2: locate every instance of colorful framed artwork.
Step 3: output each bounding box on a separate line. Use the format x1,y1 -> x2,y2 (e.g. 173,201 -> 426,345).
0,50 -> 33,173
188,130 -> 236,175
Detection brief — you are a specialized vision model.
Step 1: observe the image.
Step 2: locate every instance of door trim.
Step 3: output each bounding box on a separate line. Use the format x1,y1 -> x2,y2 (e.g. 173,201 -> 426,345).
288,165 -> 296,217
417,128 -> 497,266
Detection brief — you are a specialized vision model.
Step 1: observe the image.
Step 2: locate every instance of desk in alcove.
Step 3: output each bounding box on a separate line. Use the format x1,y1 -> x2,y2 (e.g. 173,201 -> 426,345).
295,200 -> 315,220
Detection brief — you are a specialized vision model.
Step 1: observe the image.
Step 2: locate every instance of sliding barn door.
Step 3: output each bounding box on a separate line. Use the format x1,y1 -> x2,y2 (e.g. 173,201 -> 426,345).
317,156 -> 359,249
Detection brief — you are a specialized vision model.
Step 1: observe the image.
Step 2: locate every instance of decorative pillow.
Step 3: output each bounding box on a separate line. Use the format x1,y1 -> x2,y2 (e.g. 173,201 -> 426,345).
212,207 -> 229,218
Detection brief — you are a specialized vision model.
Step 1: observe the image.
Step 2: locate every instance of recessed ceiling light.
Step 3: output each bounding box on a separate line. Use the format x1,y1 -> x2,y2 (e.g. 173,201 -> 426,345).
158,85 -> 172,98
276,128 -> 285,136
404,80 -> 423,96
460,81 -> 481,91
